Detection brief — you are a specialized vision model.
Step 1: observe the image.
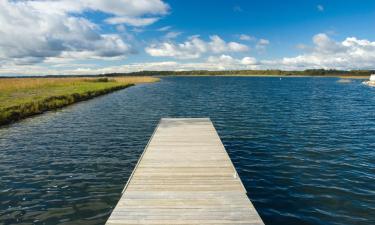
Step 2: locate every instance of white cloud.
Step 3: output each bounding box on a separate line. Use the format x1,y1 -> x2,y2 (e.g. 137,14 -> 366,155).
255,38 -> 270,51
209,35 -> 249,53
56,33 -> 375,73
3,28 -> 375,75
5,31 -> 375,76
165,31 -> 182,39
207,55 -> 236,64
263,33 -> 375,70
239,34 -> 256,41
0,0 -> 168,65
105,17 -> 159,26
317,4 -> 324,12
258,39 -> 270,45
241,57 -> 257,65
145,35 -> 249,59
207,55 -> 257,68
27,0 -> 169,26
0,54 -> 260,75
157,26 -> 172,32
312,33 -> 345,54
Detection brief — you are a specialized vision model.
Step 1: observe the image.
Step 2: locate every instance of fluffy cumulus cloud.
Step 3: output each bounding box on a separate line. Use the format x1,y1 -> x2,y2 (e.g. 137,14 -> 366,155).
0,0 -> 168,66
206,55 -> 258,70
26,0 -> 169,26
4,30 -> 375,76
66,33 -> 375,74
0,54 -> 260,76
145,35 -> 249,59
265,33 -> 375,70
2,6 -> 375,78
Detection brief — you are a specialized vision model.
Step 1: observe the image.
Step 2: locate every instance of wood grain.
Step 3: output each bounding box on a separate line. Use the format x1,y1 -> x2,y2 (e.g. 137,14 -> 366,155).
106,118 -> 264,225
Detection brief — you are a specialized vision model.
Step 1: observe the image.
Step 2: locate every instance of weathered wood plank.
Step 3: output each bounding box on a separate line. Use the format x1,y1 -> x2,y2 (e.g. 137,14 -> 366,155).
106,118 -> 264,225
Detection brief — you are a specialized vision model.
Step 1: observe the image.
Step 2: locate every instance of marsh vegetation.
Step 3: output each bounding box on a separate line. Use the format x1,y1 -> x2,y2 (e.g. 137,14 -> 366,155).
0,76 -> 158,126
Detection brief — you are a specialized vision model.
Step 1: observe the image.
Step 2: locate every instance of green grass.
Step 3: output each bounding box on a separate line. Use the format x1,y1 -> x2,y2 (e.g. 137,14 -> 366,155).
0,77 -> 158,126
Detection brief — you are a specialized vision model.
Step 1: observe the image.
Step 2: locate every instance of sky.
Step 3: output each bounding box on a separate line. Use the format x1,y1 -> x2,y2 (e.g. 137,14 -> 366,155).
1,0 -> 375,76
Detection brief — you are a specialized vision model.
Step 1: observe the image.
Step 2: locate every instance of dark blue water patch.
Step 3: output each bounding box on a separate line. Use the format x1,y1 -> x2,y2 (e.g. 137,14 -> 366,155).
0,77 -> 374,225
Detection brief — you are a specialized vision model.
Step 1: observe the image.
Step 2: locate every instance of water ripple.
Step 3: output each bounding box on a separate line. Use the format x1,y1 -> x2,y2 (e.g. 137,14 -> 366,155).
0,77 -> 374,225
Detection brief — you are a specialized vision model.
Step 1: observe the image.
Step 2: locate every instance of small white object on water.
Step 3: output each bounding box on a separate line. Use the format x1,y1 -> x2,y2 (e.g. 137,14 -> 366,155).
363,74 -> 375,87
337,79 -> 351,83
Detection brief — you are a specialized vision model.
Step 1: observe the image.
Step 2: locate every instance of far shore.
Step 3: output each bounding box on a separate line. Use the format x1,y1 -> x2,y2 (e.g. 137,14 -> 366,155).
2,68 -> 373,80
0,73 -> 370,127
157,74 -> 369,79
103,69 -> 374,79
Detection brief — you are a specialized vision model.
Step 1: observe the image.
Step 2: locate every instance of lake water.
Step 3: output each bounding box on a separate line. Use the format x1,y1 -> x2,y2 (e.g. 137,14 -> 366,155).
0,76 -> 374,225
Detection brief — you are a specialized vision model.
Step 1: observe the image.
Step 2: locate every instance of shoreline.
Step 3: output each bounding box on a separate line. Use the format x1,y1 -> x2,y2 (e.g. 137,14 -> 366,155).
157,74 -> 369,79
0,77 -> 158,127
0,85 -> 132,126
0,74 -> 369,127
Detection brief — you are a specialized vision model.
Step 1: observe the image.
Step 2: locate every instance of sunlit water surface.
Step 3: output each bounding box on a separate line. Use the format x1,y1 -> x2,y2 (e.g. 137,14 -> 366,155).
1,77 -> 374,225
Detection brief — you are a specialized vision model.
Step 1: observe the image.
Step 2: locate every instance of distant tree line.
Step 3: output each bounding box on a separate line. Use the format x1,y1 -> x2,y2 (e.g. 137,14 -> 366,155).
2,69 -> 373,78
104,69 -> 374,77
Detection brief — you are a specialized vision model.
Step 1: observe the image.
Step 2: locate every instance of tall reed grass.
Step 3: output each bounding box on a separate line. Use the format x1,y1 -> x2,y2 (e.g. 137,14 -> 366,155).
0,76 -> 158,126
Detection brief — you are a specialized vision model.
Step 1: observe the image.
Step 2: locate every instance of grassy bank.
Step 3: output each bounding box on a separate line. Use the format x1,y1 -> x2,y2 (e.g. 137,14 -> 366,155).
0,76 -> 158,126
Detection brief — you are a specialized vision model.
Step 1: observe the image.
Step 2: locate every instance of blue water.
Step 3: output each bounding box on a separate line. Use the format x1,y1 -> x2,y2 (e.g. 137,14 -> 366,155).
0,77 -> 374,225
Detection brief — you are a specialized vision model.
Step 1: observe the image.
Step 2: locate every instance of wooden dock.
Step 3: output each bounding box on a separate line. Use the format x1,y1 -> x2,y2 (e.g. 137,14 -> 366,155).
106,118 -> 264,225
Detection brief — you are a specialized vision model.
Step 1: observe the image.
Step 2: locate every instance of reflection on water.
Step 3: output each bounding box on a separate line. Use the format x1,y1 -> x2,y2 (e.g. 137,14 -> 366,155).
1,77 -> 374,225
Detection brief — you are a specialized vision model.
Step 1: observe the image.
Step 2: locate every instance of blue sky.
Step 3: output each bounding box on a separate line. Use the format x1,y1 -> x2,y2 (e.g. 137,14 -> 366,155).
0,0 -> 375,75
142,0 -> 375,59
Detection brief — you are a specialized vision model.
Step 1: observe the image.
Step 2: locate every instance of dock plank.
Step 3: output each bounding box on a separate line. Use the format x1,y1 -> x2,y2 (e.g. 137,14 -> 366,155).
106,118 -> 264,225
